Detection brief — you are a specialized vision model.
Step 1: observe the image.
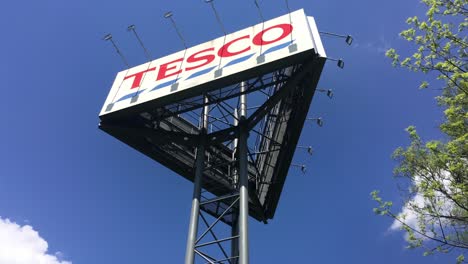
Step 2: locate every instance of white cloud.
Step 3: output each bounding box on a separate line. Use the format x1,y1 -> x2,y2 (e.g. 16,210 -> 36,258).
389,191 -> 426,232
354,35 -> 391,54
389,173 -> 455,240
0,217 -> 71,264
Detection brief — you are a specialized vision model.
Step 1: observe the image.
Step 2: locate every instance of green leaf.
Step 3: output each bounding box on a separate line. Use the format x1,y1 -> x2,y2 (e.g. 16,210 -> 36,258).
419,81 -> 429,89
373,2 -> 468,263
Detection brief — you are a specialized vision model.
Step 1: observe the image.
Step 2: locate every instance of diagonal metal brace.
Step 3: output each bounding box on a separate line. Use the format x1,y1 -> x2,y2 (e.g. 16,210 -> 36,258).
196,196 -> 240,244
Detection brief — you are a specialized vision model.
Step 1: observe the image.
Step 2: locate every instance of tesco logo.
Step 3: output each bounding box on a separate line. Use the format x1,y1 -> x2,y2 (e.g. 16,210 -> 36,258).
121,23 -> 294,92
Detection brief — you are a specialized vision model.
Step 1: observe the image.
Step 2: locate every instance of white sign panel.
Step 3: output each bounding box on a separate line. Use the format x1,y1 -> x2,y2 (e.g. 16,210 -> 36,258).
100,9 -> 324,118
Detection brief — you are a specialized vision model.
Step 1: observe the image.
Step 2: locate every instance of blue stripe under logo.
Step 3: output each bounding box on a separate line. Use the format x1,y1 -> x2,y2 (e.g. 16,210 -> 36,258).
223,53 -> 255,68
261,40 -> 294,56
117,89 -> 146,102
150,78 -> 179,92
185,66 -> 217,80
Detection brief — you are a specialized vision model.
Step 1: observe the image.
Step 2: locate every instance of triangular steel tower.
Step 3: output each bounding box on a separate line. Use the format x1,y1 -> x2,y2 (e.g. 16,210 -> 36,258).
99,9 -> 326,263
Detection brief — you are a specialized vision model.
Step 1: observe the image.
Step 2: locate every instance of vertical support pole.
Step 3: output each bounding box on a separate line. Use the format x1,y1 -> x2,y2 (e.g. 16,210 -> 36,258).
231,107 -> 239,263
231,217 -> 239,263
185,96 -> 209,264
238,82 -> 249,264
232,108 -> 239,188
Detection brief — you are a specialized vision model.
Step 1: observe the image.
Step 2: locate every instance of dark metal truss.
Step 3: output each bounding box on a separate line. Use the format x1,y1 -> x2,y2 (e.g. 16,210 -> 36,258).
99,55 -> 326,224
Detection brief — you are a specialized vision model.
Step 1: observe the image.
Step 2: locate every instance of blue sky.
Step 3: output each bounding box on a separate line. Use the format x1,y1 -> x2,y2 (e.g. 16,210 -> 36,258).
0,0 -> 457,263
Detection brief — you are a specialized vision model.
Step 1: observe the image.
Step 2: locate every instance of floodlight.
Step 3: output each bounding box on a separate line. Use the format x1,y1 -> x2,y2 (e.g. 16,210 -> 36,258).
127,24 -> 136,31
317,118 -> 324,127
301,165 -> 306,174
297,146 -> 313,156
317,89 -> 333,99
164,11 -> 173,18
103,34 -> 112,41
345,35 -> 353,45
307,117 -> 323,127
337,59 -> 344,69
292,164 -> 307,174
327,58 -> 344,69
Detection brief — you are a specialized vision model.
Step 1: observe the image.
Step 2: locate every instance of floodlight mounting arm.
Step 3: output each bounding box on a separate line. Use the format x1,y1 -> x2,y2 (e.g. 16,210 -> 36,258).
284,0 -> 291,13
102,33 -> 130,67
307,117 -> 324,127
291,163 -> 307,174
326,57 -> 345,69
254,0 -> 265,22
297,146 -> 314,156
316,89 -> 334,99
164,11 -> 188,49
319,31 -> 353,45
205,0 -> 227,36
127,24 -> 152,60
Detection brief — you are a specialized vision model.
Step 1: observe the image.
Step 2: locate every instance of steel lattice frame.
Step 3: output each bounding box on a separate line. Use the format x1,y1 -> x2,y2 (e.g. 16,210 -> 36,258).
100,54 -> 326,263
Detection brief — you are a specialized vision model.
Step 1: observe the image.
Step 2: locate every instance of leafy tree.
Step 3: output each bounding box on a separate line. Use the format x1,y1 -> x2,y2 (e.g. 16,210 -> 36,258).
372,0 -> 467,262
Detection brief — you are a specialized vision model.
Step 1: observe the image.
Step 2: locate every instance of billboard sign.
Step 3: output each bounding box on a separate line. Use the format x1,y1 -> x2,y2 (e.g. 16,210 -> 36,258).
99,9 -> 325,119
